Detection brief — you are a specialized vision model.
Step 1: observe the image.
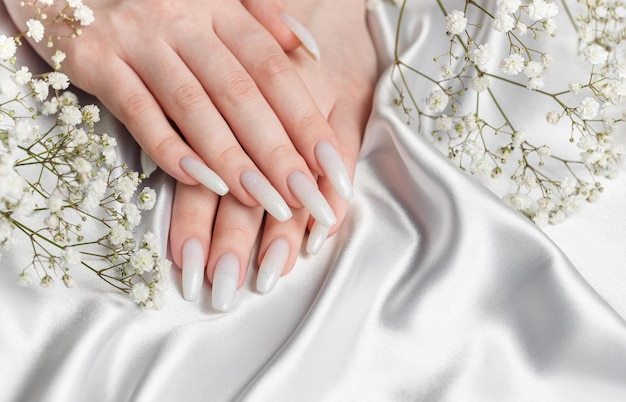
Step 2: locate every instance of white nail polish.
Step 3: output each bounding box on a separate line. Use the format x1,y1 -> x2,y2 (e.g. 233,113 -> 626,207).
287,171 -> 336,228
257,238 -> 290,294
279,11 -> 321,62
140,148 -> 158,178
306,221 -> 330,255
180,156 -> 229,196
315,141 -> 353,200
240,170 -> 292,222
211,253 -> 239,312
182,238 -> 205,302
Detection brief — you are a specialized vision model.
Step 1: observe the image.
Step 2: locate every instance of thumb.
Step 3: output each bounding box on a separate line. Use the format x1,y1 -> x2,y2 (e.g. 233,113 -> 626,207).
242,0 -> 320,61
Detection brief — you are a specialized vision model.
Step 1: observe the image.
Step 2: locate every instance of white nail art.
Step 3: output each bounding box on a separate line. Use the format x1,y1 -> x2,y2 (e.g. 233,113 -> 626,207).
182,238 -> 205,302
211,253 -> 239,312
257,238 -> 290,294
279,12 -> 321,62
240,170 -> 292,222
315,141 -> 353,200
306,221 -> 330,255
140,148 -> 158,178
287,171 -> 336,228
180,156 -> 229,196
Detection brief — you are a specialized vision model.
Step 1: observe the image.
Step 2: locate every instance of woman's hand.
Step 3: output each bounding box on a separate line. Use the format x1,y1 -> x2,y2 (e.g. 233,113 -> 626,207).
170,0 -> 378,311
4,0 -> 351,228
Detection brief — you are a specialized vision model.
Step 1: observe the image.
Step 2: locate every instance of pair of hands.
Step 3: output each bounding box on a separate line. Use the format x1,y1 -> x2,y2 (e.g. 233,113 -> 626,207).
6,0 -> 377,311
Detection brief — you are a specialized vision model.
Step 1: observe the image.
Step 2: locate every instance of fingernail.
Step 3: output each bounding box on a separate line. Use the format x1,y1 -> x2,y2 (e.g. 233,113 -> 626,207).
180,156 -> 229,196
257,238 -> 289,294
306,221 -> 330,255
140,148 -> 158,178
240,170 -> 292,222
211,253 -> 239,312
279,11 -> 320,62
182,238 -> 205,302
287,171 -> 336,228
315,141 -> 353,200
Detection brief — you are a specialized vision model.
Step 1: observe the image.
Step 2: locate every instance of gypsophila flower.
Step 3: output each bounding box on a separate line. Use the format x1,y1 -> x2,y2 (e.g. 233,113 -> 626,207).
59,105 -> 82,126
81,104 -> 100,124
26,19 -> 44,42
435,115 -> 453,131
13,66 -> 32,85
40,275 -> 54,288
62,248 -> 82,270
500,53 -> 525,75
0,35 -> 16,60
123,203 -> 142,229
526,76 -> 546,90
62,273 -> 75,288
493,12 -> 515,33
51,50 -> 66,68
446,10 -> 467,35
130,248 -> 155,274
31,79 -> 49,101
74,5 -> 95,26
138,187 -> 157,211
504,192 -> 531,210
109,223 -> 131,247
528,0 -> 559,21
47,72 -> 70,90
523,61 -> 544,78
497,0 -> 521,14
471,76 -> 490,92
425,88 -> 448,113
577,135 -> 598,151
17,272 -> 32,287
131,282 -> 151,304
537,145 -> 551,157
472,43 -> 494,68
578,97 -> 600,120
584,44 -> 609,65
546,111 -> 560,125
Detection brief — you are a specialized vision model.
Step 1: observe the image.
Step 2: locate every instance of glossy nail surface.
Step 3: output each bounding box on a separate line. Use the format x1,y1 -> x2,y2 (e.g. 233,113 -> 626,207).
287,171 -> 336,228
240,170 -> 292,222
140,148 -> 158,178
180,156 -> 229,196
182,238 -> 205,302
211,253 -> 239,312
257,238 -> 290,294
306,221 -> 330,255
279,12 -> 320,61
315,141 -> 353,200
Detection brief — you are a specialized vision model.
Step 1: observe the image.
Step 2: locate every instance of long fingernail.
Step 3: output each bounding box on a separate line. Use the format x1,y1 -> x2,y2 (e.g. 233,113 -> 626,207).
257,238 -> 289,294
306,221 -> 330,255
315,141 -> 353,200
279,12 -> 320,62
140,148 -> 158,178
211,253 -> 239,312
182,238 -> 205,302
240,170 -> 292,222
180,156 -> 229,196
287,171 -> 336,228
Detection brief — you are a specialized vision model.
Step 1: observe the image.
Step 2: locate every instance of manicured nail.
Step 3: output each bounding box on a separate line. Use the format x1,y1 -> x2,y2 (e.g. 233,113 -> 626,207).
180,156 -> 229,196
315,141 -> 353,200
306,221 -> 330,255
140,148 -> 158,178
240,170 -> 292,222
287,171 -> 336,228
279,11 -> 320,61
211,253 -> 239,312
257,238 -> 289,294
182,238 -> 205,302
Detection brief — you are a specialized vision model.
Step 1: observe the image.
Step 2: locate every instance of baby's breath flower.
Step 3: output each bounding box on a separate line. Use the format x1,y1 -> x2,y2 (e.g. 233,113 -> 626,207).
471,76 -> 490,92
51,50 -> 66,68
13,66 -> 32,85
493,12 -> 515,33
26,19 -> 45,42
584,44 -> 609,65
0,35 -> 17,60
137,187 -> 157,211
31,79 -> 49,101
62,248 -> 82,270
425,88 -> 448,113
435,115 -> 453,131
472,43 -> 494,68
578,97 -> 600,120
47,71 -> 70,90
131,282 -> 151,305
546,111 -> 560,125
130,248 -> 155,274
74,5 -> 95,26
62,273 -> 75,288
17,272 -> 32,287
40,274 -> 55,288
500,53 -> 525,75
446,10 -> 467,36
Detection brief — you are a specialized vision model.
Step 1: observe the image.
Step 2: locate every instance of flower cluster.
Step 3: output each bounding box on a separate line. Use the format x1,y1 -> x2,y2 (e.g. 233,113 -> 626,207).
391,0 -> 624,226
3,0 -> 169,308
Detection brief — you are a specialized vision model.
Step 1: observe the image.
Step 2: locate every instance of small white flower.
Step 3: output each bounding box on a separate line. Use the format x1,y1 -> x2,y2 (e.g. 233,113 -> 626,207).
532,212 -> 550,228
446,10 -> 467,35
568,81 -> 582,94
546,111 -> 560,125
17,272 -> 32,287
40,275 -> 55,288
541,53 -> 554,67
26,19 -> 45,42
526,76 -> 545,90
472,43 -> 494,68
13,66 -> 32,85
47,194 -> 64,214
0,35 -> 17,60
577,135 -> 598,151
500,53 -> 525,75
512,130 -> 526,147
72,157 -> 92,175
584,44 -> 609,65
440,64 -> 454,80
51,50 -> 66,68
62,248 -> 82,270
59,105 -> 82,126
578,97 -> 600,120
130,248 -> 155,274
81,104 -> 100,124
131,282 -> 151,305
543,18 -> 557,35
425,89 -> 449,113
123,203 -> 142,229
31,79 -> 49,101
470,157 -> 493,175
537,145 -> 551,157
528,0 -> 559,21
62,273 -> 75,288
523,61 -> 544,78
109,223 -> 130,246
435,115 -> 453,131
493,12 -> 515,33
471,76 -> 490,92
497,0 -> 521,14
504,192 -> 531,211
74,5 -> 95,26
115,172 -> 140,202
138,187 -> 157,211
47,71 -> 70,90
515,21 -> 527,35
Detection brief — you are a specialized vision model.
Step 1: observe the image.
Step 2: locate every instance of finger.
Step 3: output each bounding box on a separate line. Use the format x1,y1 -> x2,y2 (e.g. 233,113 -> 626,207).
86,57 -> 208,188
213,12 -> 353,202
206,194 -> 265,312
169,181 -> 220,302
255,207 -> 309,294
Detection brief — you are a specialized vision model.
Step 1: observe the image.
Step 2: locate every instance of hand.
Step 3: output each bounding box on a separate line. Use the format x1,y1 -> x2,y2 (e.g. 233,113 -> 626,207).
4,0 -> 351,228
169,0 -> 377,311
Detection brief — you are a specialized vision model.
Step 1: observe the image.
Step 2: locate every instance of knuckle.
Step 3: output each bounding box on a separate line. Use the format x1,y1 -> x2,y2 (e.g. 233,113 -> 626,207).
258,53 -> 292,81
171,83 -> 208,113
120,93 -> 154,124
151,135 -> 180,161
220,224 -> 252,243
295,112 -> 323,133
215,144 -> 243,164
222,70 -> 258,102
267,143 -> 296,163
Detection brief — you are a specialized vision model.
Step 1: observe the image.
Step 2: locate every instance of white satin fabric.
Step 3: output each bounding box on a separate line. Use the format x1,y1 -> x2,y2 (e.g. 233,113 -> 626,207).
2,2 -> 626,402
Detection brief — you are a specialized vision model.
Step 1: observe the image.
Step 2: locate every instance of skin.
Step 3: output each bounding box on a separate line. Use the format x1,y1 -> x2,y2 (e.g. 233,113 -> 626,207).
169,0 -> 377,292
